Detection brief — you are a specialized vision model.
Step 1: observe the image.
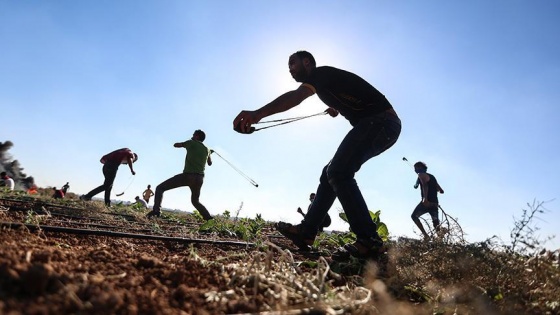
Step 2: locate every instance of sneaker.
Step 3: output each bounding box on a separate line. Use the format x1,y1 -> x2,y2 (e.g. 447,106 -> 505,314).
332,236 -> 386,261
79,195 -> 91,201
275,222 -> 316,251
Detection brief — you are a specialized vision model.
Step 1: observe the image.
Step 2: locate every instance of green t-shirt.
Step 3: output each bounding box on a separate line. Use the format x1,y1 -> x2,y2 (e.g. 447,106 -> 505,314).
181,140 -> 210,174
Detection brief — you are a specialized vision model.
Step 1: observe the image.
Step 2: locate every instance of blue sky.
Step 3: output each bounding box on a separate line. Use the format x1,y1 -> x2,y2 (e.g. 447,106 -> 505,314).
1,1 -> 559,247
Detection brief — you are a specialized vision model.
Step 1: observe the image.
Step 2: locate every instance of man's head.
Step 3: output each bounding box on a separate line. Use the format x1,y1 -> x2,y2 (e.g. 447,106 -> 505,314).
193,129 -> 206,142
0,172 -> 7,179
147,184 -> 151,189
309,192 -> 316,202
132,153 -> 138,162
289,51 -> 316,82
414,161 -> 428,174
135,196 -> 140,200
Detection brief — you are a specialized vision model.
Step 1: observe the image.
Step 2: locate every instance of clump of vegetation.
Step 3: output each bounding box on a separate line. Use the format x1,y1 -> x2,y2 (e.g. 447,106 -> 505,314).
198,203 -> 267,241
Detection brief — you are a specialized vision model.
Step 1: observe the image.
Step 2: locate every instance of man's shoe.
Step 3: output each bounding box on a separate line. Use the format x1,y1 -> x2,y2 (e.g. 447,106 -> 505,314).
332,236 -> 386,261
147,206 -> 161,218
79,195 -> 91,201
146,210 -> 161,218
275,222 -> 316,251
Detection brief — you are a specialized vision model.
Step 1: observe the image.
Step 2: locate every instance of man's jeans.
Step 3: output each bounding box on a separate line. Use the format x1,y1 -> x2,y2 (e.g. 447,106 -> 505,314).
302,112 -> 401,240
153,173 -> 212,220
84,163 -> 119,205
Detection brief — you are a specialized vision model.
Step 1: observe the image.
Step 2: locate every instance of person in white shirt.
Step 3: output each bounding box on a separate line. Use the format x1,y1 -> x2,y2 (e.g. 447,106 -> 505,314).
134,196 -> 148,209
1,172 -> 15,191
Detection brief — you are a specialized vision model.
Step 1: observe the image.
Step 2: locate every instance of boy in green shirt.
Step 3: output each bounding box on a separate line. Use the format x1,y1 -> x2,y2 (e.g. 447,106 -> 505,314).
147,130 -> 213,220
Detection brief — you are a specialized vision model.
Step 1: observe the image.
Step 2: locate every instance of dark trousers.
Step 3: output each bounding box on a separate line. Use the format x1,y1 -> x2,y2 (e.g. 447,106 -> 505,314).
302,112 -> 401,240
412,202 -> 440,230
84,163 -> 119,205
153,173 -> 212,220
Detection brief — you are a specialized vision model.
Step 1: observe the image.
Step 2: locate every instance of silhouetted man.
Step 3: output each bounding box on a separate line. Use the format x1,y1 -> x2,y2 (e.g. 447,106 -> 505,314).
234,51 -> 401,261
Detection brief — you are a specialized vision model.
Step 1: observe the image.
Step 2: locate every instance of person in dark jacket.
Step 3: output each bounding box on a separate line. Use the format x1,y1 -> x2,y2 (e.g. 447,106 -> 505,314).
61,182 -> 70,194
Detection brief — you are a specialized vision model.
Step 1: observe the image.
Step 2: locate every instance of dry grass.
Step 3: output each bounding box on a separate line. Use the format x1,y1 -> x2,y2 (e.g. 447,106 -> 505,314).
1,190 -> 558,314
178,233 -> 560,314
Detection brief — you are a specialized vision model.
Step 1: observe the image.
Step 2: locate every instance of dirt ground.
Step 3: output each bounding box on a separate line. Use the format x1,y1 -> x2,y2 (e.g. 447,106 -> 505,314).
4,195 -> 555,315
0,197 -> 376,315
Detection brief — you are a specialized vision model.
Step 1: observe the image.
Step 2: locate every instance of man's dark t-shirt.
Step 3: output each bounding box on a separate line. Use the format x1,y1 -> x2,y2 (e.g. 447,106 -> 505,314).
301,66 -> 393,126
419,173 -> 440,204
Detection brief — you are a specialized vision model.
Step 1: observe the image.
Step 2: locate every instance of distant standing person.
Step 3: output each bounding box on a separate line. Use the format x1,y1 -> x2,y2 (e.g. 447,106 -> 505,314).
297,193 -> 331,231
142,185 -> 154,203
411,161 -> 444,239
134,196 -> 149,209
61,182 -> 70,194
1,172 -> 15,191
80,148 -> 138,207
147,130 -> 213,220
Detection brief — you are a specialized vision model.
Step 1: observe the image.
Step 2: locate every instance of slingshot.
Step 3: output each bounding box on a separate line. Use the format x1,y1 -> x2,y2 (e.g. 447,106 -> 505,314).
115,175 -> 135,197
235,110 -> 328,134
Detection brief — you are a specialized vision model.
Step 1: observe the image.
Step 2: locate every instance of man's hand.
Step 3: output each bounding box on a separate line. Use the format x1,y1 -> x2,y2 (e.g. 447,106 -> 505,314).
233,110 -> 259,134
210,149 -> 215,154
131,170 -> 136,176
326,107 -> 339,117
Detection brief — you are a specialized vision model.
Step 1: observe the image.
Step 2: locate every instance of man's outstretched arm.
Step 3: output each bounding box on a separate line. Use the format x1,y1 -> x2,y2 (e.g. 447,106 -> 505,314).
126,156 -> 136,175
233,85 -> 314,133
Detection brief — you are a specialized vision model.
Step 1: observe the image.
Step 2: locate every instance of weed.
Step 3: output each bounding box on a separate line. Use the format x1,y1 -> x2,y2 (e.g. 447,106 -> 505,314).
192,210 -> 205,222
24,209 -> 36,224
509,199 -> 554,255
24,208 -> 46,225
338,209 -> 390,241
198,210 -> 267,242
